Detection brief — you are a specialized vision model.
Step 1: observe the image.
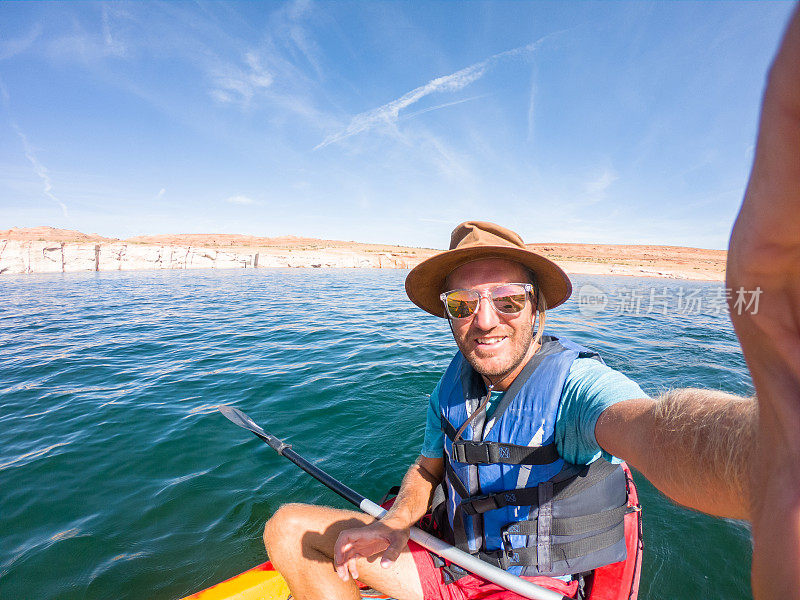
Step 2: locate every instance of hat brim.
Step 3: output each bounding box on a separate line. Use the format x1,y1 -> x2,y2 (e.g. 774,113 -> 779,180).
405,245 -> 572,317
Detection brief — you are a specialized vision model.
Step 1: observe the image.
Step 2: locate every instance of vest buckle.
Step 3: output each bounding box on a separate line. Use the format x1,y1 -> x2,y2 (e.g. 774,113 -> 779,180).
453,440 -> 492,464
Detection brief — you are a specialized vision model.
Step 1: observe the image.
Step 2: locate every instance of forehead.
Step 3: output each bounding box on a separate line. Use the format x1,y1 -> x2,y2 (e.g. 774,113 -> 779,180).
446,259 -> 528,289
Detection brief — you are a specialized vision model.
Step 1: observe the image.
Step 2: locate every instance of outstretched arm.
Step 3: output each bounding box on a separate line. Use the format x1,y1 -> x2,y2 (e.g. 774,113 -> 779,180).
727,6 -> 800,598
334,455 -> 443,581
595,390 -> 756,520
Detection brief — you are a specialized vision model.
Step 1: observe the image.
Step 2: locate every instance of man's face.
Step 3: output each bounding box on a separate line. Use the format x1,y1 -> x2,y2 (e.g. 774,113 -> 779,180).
445,258 -> 537,389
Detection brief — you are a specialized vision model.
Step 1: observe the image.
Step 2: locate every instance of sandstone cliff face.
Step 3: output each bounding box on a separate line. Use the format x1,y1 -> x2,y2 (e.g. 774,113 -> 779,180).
0,240 -> 420,275
0,229 -> 726,280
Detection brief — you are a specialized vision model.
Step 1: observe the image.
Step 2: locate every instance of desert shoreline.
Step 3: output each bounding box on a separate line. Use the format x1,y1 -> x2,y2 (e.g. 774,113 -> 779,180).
0,227 -> 726,281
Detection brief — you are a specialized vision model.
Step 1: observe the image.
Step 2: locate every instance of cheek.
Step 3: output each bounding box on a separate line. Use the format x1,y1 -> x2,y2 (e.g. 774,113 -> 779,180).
451,322 -> 470,339
508,319 -> 535,343
450,321 -> 476,346
508,311 -> 535,330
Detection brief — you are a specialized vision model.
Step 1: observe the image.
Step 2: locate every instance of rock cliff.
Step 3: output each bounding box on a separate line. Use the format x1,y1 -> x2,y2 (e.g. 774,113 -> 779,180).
0,227 -> 726,280
0,239 -> 424,275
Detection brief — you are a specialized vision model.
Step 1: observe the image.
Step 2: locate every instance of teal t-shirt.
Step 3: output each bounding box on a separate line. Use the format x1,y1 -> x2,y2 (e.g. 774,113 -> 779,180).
420,357 -> 647,465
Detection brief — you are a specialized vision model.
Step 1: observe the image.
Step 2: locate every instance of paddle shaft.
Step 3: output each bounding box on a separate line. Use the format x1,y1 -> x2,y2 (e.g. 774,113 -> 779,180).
220,406 -> 566,600
249,426 -> 370,508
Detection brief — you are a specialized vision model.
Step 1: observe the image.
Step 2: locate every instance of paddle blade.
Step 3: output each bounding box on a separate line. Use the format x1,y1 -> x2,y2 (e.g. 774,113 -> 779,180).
218,405 -> 268,437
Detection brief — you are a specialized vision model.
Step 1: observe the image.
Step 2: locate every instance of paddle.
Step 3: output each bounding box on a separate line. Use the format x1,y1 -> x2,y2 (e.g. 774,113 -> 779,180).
219,405 -> 567,600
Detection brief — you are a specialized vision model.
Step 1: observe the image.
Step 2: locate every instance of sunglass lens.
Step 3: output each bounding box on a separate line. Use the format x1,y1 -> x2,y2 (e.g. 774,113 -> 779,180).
491,286 -> 527,314
446,290 -> 479,318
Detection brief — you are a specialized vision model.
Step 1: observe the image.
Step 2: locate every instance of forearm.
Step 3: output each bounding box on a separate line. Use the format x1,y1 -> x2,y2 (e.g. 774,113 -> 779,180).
727,7 -> 800,598
597,390 -> 756,519
381,456 -> 443,529
727,3 -> 800,488
650,389 -> 756,519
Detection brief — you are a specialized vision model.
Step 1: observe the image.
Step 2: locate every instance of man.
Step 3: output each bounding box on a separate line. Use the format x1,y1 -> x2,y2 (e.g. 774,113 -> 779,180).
265,8 -> 800,599
264,220 -> 754,600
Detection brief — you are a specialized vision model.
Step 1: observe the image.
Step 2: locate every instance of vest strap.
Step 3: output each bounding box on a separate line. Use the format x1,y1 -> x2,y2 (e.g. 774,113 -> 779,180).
502,504 -> 628,538
444,459 -> 470,499
441,416 -> 458,441
461,488 -> 529,516
443,416 -> 560,465
451,440 -> 560,465
459,460 -> 619,516
478,521 -> 625,569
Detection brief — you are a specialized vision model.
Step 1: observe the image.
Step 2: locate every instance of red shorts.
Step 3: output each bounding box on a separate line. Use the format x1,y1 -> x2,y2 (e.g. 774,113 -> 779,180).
407,541 -> 579,600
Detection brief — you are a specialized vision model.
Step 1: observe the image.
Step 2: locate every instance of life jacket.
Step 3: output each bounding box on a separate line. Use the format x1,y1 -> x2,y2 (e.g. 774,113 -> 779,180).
436,335 -> 630,578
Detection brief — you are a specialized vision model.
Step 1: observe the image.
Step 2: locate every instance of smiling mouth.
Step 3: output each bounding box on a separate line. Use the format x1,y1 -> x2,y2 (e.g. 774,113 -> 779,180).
476,336 -> 507,347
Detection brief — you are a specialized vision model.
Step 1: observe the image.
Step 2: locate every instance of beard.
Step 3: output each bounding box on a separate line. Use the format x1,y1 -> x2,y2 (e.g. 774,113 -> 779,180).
457,320 -> 535,384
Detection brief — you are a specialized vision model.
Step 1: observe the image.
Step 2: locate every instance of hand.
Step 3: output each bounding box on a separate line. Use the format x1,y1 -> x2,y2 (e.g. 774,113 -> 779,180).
333,519 -> 410,582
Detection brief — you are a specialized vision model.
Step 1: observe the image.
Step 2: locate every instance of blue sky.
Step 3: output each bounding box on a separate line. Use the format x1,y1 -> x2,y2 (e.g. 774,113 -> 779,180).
0,1 -> 795,249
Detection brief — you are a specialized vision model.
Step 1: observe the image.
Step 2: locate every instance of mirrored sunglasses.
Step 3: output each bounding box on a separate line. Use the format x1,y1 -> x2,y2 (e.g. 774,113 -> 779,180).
439,283 -> 532,319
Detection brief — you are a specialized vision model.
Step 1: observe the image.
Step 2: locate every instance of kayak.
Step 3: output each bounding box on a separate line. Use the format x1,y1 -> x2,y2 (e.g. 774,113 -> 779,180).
179,560 -> 401,599
180,464 -> 642,600
179,561 -> 291,600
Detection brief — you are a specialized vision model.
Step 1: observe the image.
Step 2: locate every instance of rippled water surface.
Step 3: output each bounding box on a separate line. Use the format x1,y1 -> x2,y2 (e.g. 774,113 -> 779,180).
0,269 -> 753,599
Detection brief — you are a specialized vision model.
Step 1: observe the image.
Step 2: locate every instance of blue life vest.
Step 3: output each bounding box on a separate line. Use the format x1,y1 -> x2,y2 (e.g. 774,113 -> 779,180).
437,335 -> 629,577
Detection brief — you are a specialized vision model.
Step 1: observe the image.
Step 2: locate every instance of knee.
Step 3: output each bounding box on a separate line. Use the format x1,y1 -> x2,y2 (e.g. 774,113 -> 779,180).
263,503 -> 312,557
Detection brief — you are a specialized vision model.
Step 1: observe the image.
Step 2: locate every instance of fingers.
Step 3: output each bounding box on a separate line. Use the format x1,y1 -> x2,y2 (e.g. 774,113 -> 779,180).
379,536 -> 406,568
333,530 -> 377,582
337,548 -> 361,581
336,550 -> 362,581
334,533 -> 357,581
333,525 -> 404,580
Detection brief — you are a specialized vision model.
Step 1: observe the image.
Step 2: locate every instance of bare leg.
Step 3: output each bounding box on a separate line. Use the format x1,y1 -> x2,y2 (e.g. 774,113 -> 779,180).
263,503 -> 425,600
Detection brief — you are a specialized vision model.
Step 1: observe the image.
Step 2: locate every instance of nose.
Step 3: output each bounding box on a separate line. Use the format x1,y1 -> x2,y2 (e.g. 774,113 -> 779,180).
473,294 -> 500,330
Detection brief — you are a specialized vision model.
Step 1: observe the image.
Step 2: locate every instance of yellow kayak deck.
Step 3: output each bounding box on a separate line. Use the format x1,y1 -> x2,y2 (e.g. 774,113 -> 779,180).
181,562 -> 290,600
180,561 -> 393,600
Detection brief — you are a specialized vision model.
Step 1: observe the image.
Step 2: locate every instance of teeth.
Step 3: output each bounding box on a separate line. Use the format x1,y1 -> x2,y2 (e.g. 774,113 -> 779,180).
478,337 -> 504,344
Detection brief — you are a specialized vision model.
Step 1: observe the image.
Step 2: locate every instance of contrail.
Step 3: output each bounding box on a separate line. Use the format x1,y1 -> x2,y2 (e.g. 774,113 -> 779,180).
403,94 -> 491,120
314,37 -> 548,150
12,121 -> 69,218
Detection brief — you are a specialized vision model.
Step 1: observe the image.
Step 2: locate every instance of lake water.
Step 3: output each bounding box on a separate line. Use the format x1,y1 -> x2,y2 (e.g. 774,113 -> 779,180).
0,269 -> 753,599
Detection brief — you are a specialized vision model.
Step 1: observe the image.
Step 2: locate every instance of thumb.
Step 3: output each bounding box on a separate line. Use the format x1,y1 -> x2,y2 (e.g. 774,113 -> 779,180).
380,538 -> 406,568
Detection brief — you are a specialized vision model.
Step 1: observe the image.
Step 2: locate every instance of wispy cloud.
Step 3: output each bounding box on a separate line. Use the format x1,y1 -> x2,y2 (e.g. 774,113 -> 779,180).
281,0 -> 325,80
414,129 -> 474,183
203,0 -> 330,120
155,188 -> 166,200
0,24 -> 42,61
314,38 -> 548,150
45,7 -> 134,65
101,5 -> 128,57
14,2 -> 331,142
526,66 -> 537,142
209,51 -> 273,106
225,194 -> 255,205
11,122 -> 69,217
523,28 -> 575,144
584,169 -> 618,199
0,76 -> 10,105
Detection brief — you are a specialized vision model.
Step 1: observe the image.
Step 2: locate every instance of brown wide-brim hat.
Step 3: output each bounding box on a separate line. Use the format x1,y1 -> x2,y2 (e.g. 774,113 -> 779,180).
405,221 -> 572,318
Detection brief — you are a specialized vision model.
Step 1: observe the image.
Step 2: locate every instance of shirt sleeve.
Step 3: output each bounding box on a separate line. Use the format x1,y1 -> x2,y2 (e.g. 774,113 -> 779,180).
555,357 -> 648,465
420,376 -> 445,458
